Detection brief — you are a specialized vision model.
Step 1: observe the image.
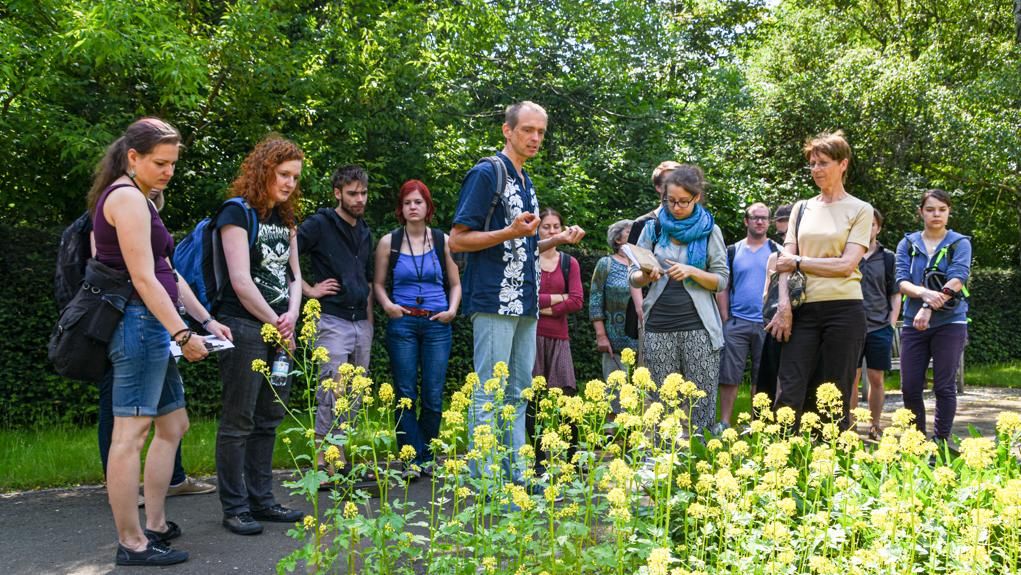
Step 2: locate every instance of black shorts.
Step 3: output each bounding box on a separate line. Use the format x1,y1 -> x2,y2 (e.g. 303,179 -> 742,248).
860,324 -> 894,371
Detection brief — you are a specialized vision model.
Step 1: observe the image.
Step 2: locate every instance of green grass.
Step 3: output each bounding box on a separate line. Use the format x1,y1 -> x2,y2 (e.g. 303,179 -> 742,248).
0,418 -> 300,492
879,361 -> 1021,391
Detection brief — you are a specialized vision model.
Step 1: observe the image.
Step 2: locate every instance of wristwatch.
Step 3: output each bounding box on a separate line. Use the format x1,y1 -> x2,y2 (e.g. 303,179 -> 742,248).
921,302 -> 931,309
793,255 -> 803,272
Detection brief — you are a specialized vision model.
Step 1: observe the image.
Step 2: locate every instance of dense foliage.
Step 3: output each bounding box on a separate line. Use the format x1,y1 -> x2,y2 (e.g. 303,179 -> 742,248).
1,1 -> 1019,427
3,0 -> 1017,262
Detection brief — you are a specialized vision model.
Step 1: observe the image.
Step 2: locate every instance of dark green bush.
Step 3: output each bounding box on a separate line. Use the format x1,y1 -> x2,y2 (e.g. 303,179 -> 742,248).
3,222 -> 1015,428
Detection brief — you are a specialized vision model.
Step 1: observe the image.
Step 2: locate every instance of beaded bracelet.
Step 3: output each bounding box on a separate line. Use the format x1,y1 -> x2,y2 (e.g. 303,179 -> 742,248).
173,329 -> 193,347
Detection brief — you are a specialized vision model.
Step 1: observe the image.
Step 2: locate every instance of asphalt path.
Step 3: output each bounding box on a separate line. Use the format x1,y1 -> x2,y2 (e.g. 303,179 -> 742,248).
0,473 -> 436,575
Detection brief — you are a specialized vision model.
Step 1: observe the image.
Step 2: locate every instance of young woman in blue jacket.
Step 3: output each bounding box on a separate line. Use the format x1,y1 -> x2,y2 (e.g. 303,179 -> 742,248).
895,189 -> 971,444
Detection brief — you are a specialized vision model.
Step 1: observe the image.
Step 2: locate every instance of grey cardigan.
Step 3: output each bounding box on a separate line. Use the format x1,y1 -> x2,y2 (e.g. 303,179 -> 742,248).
630,221 -> 729,350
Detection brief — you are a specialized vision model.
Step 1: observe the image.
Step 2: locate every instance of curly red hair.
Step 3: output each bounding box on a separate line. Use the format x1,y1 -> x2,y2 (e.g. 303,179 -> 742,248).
228,136 -> 304,229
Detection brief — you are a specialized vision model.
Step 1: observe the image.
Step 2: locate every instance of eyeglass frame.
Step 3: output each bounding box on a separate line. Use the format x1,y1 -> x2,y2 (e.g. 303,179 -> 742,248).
663,196 -> 696,209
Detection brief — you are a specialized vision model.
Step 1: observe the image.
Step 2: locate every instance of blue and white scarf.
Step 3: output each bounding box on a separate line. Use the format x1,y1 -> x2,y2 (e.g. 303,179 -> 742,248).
656,203 -> 714,270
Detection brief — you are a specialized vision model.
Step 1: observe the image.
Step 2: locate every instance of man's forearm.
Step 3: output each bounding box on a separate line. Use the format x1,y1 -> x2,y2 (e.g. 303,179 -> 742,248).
449,227 -> 513,253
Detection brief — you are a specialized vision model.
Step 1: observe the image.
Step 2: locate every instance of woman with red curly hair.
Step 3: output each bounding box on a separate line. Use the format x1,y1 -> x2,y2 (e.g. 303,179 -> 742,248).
373,180 -> 461,476
214,137 -> 305,535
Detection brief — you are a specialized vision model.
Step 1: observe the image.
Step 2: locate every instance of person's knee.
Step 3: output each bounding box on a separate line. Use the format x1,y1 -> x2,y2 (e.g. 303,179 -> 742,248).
111,418 -> 153,452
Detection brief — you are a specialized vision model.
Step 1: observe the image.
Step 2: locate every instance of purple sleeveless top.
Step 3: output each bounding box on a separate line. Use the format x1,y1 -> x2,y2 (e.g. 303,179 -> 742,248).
93,183 -> 179,303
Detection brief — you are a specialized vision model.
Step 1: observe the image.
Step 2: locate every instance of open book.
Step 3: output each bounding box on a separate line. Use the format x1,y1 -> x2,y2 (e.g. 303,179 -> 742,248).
621,243 -> 662,275
170,335 -> 235,359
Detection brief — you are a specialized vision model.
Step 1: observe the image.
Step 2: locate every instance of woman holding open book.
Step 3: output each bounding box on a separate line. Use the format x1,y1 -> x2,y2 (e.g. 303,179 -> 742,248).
629,164 -> 729,434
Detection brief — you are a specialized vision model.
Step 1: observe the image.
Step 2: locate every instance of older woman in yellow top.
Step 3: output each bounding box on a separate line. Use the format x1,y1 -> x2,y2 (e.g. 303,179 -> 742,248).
766,131 -> 873,425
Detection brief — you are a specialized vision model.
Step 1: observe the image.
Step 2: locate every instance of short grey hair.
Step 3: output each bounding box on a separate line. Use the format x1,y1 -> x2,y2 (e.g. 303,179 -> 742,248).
505,101 -> 548,128
607,219 -> 633,252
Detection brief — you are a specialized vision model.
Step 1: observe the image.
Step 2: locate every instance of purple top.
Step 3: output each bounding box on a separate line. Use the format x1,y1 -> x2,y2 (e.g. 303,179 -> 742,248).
93,183 -> 179,303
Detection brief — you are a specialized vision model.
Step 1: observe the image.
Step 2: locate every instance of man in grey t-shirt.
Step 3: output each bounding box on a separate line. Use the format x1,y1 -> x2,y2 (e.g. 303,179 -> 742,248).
855,207 -> 900,438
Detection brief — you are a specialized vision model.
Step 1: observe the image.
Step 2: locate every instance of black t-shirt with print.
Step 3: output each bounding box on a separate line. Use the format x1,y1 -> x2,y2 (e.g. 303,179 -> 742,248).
215,203 -> 292,322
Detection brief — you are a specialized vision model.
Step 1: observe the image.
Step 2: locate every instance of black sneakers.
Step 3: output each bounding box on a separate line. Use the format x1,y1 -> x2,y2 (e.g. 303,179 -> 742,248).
222,511 -> 264,535
143,520 -> 182,544
251,504 -> 304,523
115,540 -> 188,566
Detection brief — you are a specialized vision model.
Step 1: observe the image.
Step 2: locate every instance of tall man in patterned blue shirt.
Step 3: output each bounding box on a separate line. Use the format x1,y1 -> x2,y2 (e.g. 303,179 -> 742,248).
450,101 -> 584,481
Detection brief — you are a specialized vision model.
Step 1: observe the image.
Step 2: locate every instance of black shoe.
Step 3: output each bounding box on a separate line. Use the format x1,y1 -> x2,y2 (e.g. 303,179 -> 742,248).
143,520 -> 181,544
222,512 -> 263,535
251,504 -> 304,523
115,541 -> 188,566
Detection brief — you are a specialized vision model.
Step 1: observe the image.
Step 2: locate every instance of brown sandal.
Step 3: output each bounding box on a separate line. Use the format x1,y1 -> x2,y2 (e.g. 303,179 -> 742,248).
868,425 -> 883,441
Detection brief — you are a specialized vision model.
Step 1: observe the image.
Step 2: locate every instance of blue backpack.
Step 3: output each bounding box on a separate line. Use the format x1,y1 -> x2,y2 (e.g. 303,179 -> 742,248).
173,197 -> 259,312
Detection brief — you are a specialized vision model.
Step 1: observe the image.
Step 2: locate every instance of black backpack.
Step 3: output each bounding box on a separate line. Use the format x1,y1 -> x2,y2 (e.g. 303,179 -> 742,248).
54,211 -> 93,311
54,183 -> 134,311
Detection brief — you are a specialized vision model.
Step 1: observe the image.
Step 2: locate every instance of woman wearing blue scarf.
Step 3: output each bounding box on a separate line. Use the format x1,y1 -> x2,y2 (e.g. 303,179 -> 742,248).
630,165 -> 729,433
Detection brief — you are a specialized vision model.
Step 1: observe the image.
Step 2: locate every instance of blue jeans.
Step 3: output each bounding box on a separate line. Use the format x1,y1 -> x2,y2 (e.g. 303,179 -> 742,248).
468,313 -> 537,482
108,304 -> 186,417
99,370 -> 185,484
385,315 -> 452,465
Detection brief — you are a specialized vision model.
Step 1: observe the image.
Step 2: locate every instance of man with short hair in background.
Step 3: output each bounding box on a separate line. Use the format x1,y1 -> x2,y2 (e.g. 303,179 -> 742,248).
716,203 -> 778,429
772,204 -> 791,245
298,165 -> 374,474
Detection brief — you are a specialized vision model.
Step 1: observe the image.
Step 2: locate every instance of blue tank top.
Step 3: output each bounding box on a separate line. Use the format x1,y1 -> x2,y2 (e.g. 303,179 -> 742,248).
392,249 -> 448,310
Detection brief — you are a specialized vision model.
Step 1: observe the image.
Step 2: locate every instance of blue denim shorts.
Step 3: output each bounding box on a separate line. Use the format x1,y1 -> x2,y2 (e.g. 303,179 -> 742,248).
860,324 -> 894,372
108,304 -> 186,417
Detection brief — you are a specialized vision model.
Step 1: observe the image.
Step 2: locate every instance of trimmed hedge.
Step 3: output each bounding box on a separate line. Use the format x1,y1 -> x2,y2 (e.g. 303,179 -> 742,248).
0,223 -> 603,428
2,222 -> 1017,428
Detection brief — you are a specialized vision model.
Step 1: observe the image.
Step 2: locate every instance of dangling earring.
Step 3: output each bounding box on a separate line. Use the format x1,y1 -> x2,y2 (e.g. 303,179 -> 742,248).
127,169 -> 136,179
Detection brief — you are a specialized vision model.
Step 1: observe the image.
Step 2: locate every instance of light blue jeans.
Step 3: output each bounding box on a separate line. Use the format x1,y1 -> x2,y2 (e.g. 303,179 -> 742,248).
468,313 -> 537,482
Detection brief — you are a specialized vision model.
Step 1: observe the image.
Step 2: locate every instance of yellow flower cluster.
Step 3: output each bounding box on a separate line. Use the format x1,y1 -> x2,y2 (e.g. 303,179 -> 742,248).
960,437 -> 996,470
815,382 -> 842,415
260,323 -> 282,345
620,347 -> 636,366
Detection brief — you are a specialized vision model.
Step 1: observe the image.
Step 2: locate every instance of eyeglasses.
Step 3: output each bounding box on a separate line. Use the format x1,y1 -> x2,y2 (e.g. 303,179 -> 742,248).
664,197 -> 695,209
806,161 -> 835,171
747,216 -> 769,222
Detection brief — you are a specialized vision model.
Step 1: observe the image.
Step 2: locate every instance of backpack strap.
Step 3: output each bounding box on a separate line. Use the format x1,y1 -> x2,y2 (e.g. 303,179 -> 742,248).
387,227 -> 404,297
221,197 -> 260,248
481,156 -> 508,232
560,252 -> 571,288
431,227 -> 449,294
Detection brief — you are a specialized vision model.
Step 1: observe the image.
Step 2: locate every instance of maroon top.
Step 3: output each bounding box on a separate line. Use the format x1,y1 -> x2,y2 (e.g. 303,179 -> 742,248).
93,183 -> 179,303
537,255 -> 584,340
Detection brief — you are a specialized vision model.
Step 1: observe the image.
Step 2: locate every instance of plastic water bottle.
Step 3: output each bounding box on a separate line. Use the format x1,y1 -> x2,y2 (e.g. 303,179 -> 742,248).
270,349 -> 290,387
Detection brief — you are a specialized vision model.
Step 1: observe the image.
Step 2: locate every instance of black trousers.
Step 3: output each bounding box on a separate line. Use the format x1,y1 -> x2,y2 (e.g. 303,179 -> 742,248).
775,300 -> 865,426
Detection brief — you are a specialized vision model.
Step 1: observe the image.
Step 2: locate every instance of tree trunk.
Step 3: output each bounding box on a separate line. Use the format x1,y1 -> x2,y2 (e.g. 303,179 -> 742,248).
1016,0 -> 1021,44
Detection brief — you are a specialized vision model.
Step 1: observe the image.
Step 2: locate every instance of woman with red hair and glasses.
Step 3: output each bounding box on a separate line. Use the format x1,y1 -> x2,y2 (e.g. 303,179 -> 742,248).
373,180 -> 461,476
